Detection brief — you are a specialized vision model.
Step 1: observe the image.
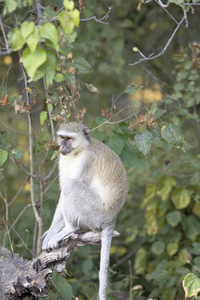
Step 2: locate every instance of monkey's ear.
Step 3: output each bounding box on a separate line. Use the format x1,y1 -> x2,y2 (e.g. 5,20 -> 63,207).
83,125 -> 92,140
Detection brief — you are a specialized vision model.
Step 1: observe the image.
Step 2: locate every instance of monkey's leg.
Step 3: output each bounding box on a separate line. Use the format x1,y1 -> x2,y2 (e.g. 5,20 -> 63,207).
45,179 -> 106,250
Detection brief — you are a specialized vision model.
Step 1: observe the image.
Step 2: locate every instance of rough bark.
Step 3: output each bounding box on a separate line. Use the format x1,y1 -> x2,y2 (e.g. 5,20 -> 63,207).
0,230 -> 119,300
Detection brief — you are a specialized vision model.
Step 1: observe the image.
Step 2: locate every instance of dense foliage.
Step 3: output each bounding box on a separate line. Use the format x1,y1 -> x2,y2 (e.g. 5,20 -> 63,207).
1,0 -> 200,299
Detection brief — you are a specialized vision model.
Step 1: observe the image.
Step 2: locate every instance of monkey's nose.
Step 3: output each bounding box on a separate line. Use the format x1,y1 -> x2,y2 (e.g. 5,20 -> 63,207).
59,145 -> 71,155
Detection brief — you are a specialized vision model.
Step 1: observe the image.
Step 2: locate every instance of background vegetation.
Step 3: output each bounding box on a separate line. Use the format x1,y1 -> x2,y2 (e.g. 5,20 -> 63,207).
1,0 -> 200,299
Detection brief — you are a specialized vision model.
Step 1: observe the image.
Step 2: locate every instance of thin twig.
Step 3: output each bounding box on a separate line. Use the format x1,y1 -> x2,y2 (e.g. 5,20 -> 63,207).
43,77 -> 56,141
155,0 -> 178,24
8,177 -> 29,206
8,204 -> 32,234
0,49 -> 12,56
0,189 -> 9,247
12,158 -> 38,178
42,158 -> 58,182
156,0 -> 170,7
183,2 -> 200,5
183,8 -> 189,28
112,239 -> 146,269
129,16 -> 185,66
21,65 -> 43,256
92,105 -> 148,131
80,6 -> 113,25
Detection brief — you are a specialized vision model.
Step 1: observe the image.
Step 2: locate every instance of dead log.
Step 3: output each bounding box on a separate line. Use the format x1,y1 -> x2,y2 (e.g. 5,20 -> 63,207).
0,230 -> 120,299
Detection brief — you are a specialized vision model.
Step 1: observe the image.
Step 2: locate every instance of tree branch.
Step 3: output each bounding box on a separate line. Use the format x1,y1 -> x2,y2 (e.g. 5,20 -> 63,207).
80,6 -> 113,25
0,231 -> 120,299
0,17 -> 11,55
42,158 -> 58,182
35,0 -> 44,25
129,16 -> 185,66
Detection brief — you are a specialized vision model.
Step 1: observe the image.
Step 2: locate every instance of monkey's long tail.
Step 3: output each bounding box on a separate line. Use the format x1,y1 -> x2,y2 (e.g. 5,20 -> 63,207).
98,225 -> 115,300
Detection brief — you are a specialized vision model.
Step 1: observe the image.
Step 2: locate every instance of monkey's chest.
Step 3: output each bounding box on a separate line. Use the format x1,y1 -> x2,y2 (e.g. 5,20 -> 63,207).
59,154 -> 85,189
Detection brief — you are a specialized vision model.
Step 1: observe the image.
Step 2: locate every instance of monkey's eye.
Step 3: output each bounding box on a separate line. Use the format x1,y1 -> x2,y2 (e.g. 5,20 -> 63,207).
60,136 -> 65,140
67,137 -> 73,143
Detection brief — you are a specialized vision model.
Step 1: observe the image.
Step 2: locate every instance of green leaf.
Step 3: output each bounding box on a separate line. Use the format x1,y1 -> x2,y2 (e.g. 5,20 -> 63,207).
44,6 -> 59,20
125,85 -> 136,95
174,82 -> 185,92
194,257 -> 200,268
183,273 -> 200,298
157,177 -> 176,201
9,28 -> 25,51
22,46 -> 47,80
63,0 -> 74,10
64,72 -> 76,87
55,73 -> 64,82
68,9 -> 80,27
166,211 -> 181,227
40,111 -> 47,126
52,272 -> 72,300
39,23 -> 60,51
82,259 -> 93,276
106,136 -> 125,156
151,241 -> 165,255
176,70 -> 189,81
161,123 -> 183,147
38,50 -> 57,86
135,131 -> 152,156
0,134 -> 10,150
166,242 -> 178,256
4,0 -> 17,12
21,21 -> 34,39
58,10 -> 74,35
0,150 -> 8,166
182,216 -> 200,241
134,248 -> 147,275
10,148 -> 23,159
73,57 -> 92,74
133,47 -> 139,52
120,142 -> 148,170
26,28 -> 39,53
172,188 -> 191,209
85,83 -> 99,93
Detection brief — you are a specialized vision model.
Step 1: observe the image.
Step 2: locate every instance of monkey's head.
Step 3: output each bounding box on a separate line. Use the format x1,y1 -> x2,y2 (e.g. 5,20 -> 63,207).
57,122 -> 92,155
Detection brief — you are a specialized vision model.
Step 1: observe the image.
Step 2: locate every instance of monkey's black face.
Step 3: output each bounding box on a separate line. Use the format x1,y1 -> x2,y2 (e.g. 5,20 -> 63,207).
59,136 -> 73,155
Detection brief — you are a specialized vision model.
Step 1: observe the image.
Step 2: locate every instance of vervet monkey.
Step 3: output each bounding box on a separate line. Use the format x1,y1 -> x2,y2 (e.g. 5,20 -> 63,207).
41,122 -> 128,300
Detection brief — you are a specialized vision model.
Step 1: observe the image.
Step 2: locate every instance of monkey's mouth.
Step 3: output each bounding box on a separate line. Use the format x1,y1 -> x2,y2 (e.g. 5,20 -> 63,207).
60,151 -> 70,155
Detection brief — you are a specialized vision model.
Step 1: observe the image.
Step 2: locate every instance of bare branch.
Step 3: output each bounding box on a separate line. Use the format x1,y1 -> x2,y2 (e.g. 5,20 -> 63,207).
80,6 -> 113,25
183,8 -> 189,28
156,0 -> 170,7
11,157 -> 38,178
129,16 -> 185,66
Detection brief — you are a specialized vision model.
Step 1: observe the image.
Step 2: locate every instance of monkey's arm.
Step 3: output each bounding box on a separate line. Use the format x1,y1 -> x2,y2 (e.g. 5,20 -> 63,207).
41,201 -> 67,250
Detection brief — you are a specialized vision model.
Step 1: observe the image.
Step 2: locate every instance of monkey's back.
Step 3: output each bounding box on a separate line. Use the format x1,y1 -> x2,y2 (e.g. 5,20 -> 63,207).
85,137 -> 128,214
